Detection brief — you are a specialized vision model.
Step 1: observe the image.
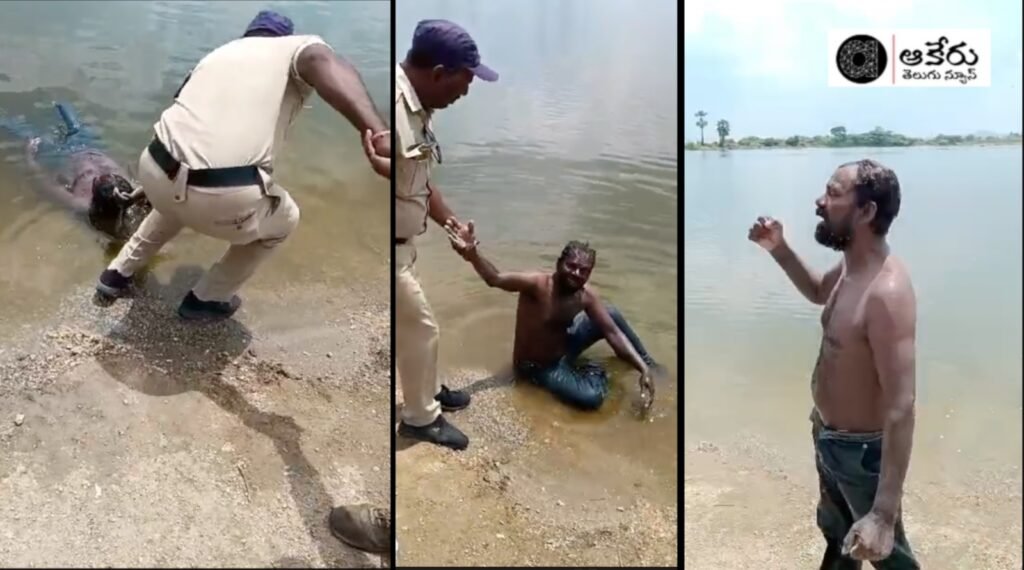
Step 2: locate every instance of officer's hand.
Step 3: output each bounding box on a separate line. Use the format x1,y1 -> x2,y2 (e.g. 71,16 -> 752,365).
363,129 -> 390,179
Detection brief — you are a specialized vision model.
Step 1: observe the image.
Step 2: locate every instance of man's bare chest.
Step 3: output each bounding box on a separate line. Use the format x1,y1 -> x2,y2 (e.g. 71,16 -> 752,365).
530,291 -> 584,331
821,278 -> 871,349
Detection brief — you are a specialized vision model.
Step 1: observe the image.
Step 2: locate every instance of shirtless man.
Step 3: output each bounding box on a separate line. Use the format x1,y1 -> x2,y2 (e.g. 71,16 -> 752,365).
2,102 -> 150,242
748,159 -> 918,569
448,222 -> 659,412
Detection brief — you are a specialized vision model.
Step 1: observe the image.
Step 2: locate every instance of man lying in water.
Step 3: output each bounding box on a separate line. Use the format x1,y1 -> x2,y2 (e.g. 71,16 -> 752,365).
447,221 -> 661,412
0,102 -> 150,242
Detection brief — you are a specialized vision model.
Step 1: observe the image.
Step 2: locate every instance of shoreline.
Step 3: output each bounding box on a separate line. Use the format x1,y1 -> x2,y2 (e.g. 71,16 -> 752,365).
0,279 -> 392,568
684,435 -> 1022,569
685,141 -> 1023,151
395,369 -> 679,567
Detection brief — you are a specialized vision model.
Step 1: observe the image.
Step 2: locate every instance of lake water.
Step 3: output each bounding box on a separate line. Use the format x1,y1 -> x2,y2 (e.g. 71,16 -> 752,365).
684,146 -> 1023,484
394,0 -> 679,480
0,0 -> 390,335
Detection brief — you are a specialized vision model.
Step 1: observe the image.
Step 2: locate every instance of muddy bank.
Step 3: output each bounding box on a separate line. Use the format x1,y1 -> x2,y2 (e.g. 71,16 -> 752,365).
684,436 -> 1022,569
0,271 -> 391,568
395,369 -> 678,567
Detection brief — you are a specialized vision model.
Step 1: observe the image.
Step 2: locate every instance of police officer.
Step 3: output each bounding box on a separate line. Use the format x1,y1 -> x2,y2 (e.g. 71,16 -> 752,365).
96,10 -> 390,320
394,19 -> 498,450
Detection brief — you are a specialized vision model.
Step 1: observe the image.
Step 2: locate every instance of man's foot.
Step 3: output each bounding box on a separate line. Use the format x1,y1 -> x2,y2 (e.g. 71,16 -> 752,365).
397,415 -> 469,451
328,504 -> 390,554
96,268 -> 132,299
177,291 -> 241,321
436,384 -> 470,412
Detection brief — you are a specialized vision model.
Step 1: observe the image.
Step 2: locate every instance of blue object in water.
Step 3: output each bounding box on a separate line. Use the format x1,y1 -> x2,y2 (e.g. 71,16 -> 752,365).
54,101 -> 81,137
0,101 -> 103,171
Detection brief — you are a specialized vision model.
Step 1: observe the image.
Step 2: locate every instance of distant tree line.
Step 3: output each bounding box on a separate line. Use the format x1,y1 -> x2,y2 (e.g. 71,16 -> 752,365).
688,110 -> 1022,150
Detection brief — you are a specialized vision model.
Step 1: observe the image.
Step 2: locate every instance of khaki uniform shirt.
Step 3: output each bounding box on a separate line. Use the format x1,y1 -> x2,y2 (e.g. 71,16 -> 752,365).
154,35 -> 330,171
394,64 -> 438,240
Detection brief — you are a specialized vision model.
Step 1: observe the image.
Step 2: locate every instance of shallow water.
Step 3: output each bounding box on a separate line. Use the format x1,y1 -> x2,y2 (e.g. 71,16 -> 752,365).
395,0 -> 679,486
684,146 -> 1023,486
0,0 -> 390,335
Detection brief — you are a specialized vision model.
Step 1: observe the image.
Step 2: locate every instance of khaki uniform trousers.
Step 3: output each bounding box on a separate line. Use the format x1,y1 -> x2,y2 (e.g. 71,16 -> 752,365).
108,146 -> 300,302
395,242 -> 442,427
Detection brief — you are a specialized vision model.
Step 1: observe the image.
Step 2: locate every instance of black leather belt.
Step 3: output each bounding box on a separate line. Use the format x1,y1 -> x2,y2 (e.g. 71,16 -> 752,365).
147,137 -> 264,188
394,238 -> 408,245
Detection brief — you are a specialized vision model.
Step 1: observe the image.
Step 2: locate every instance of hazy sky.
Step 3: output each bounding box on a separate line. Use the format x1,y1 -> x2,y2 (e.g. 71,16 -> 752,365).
684,0 -> 1023,140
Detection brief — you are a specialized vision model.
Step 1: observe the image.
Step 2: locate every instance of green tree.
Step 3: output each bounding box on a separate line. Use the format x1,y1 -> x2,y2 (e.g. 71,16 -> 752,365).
829,126 -> 847,146
716,119 -> 730,148
695,111 -> 709,145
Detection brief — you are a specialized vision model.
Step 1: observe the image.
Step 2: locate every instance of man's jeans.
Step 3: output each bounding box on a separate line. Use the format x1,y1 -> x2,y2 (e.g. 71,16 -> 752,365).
516,305 -> 655,410
812,410 -> 920,569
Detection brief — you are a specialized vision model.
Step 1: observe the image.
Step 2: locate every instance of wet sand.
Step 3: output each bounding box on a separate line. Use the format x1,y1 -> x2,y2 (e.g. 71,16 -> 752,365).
394,369 -> 678,567
0,272 -> 391,568
684,434 -> 1022,569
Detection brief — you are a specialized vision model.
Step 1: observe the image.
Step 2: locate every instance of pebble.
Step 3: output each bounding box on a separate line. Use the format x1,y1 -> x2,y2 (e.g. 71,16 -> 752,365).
122,399 -> 129,406
556,500 -> 565,507
326,352 -> 333,358
617,506 -> 625,512
496,533 -> 505,539
372,466 -> 380,472
13,414 -> 24,426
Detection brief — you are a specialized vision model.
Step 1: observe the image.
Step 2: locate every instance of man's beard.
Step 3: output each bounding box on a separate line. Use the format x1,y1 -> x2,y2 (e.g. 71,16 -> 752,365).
555,273 -> 584,294
814,214 -> 853,251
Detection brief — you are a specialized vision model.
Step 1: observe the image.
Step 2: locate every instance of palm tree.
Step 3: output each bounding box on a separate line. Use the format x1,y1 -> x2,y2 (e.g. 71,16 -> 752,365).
695,111 -> 708,145
716,119 -> 730,148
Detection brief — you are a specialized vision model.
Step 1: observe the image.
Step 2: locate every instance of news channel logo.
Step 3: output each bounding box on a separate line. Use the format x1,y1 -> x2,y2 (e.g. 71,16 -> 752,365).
828,30 -> 990,87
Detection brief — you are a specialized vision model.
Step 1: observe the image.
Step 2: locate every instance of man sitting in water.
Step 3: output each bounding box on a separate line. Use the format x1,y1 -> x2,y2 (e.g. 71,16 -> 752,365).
0,102 -> 151,242
447,222 -> 660,411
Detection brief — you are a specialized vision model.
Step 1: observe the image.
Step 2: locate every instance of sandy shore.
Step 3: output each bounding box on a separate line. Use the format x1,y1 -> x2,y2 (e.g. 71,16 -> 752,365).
394,370 -> 678,567
684,435 -> 1022,569
0,267 -> 391,568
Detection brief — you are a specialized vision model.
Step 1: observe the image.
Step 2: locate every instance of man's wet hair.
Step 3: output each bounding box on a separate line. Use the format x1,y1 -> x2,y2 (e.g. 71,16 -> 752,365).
87,174 -> 135,238
89,174 -> 132,216
558,240 -> 596,265
841,159 -> 902,236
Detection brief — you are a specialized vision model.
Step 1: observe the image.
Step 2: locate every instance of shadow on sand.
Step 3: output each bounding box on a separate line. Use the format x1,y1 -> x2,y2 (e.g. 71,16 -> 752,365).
93,265 -> 380,568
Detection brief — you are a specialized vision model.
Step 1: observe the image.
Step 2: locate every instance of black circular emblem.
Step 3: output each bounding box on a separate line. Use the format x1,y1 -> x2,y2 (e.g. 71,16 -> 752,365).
836,34 -> 888,84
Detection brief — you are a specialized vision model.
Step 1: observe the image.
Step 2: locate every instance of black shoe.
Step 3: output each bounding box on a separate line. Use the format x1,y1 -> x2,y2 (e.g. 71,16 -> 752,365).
328,504 -> 390,554
436,385 -> 470,412
177,291 -> 241,321
96,269 -> 132,299
397,415 -> 469,451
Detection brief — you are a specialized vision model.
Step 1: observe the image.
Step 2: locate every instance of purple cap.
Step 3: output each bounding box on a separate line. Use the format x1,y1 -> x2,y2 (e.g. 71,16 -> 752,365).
244,10 -> 294,37
411,19 -> 498,82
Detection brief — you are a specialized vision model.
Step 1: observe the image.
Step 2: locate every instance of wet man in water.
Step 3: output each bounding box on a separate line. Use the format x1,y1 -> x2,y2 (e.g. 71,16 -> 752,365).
748,159 -> 919,569
94,10 -> 390,321
447,224 -> 659,412
1,102 -> 151,242
393,19 -> 497,452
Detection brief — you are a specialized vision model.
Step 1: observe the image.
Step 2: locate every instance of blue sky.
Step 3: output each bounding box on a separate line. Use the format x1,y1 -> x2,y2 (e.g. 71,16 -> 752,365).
684,0 -> 1023,140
